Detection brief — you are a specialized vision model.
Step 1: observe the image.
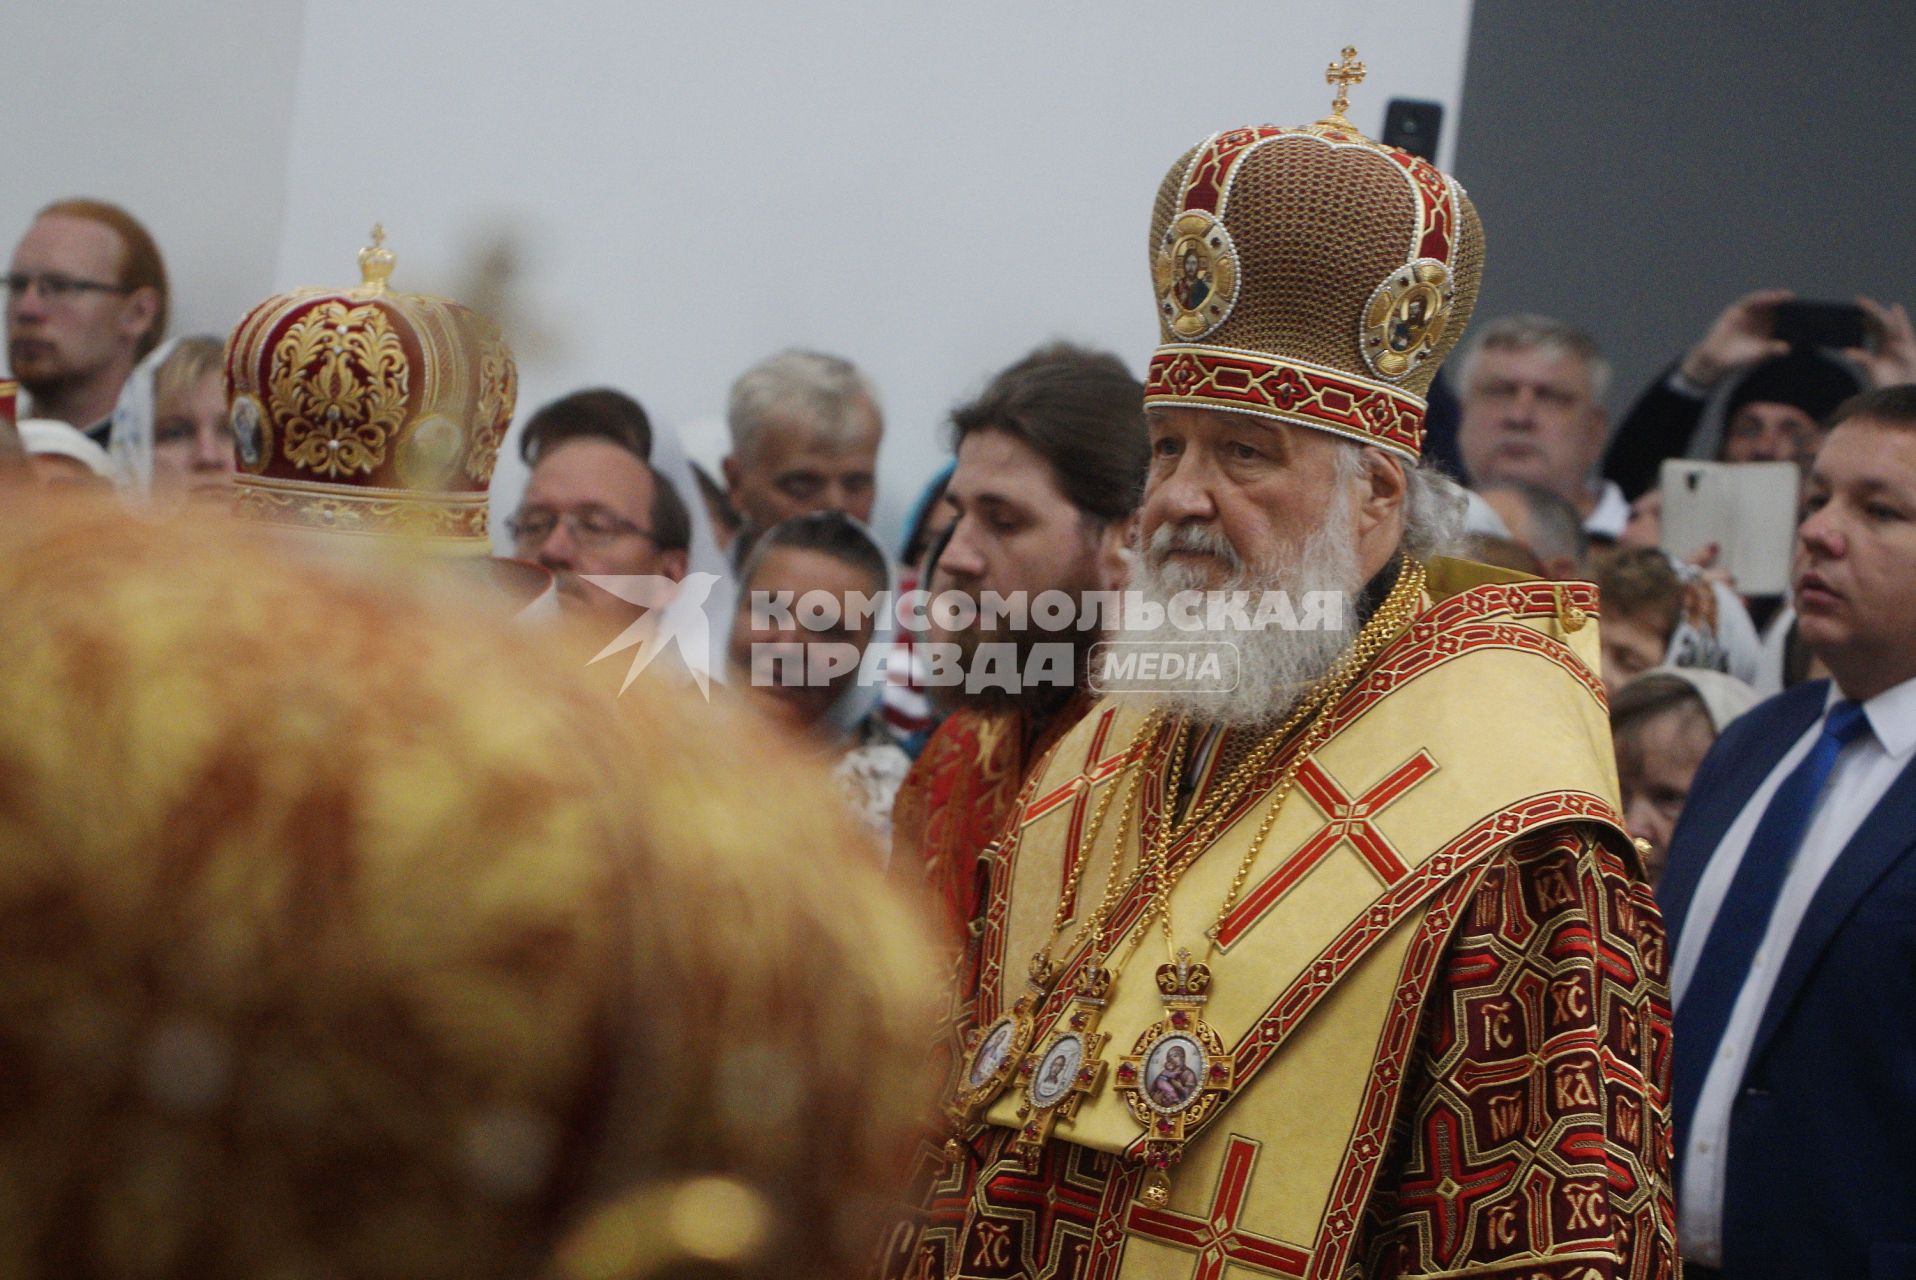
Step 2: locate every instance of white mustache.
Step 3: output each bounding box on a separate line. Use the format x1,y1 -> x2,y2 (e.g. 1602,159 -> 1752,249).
1146,523 -> 1241,569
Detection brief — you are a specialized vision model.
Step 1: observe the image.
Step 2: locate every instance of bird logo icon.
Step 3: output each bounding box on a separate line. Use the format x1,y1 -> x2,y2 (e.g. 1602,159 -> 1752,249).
578,572 -> 722,698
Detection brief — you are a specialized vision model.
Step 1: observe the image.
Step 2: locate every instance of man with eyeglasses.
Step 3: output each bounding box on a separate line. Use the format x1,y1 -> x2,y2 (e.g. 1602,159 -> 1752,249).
5,199 -> 168,445
509,435 -> 691,622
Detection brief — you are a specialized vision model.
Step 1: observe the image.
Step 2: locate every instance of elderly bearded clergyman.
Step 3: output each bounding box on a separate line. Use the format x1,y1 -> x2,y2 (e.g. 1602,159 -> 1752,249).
884,53 -> 1677,1280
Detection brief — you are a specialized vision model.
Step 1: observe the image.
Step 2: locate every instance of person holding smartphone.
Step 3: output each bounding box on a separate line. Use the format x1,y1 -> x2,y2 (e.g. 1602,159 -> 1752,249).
1601,289 -> 1916,503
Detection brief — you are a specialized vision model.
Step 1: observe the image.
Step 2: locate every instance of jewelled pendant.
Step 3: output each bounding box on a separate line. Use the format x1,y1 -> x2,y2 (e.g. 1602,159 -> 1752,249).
1115,949 -> 1237,1206
941,953 -> 1056,1161
1009,962 -> 1114,1166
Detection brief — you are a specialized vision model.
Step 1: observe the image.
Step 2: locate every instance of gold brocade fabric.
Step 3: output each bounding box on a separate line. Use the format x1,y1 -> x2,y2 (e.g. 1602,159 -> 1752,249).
883,561 -> 1679,1280
0,498 -> 941,1280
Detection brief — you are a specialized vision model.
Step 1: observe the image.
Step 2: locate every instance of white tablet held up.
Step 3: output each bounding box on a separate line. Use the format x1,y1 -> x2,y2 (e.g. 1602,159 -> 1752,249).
1658,459 -> 1801,597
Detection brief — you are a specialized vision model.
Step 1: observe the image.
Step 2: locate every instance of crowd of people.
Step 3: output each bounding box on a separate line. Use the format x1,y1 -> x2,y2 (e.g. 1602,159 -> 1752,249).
4,61 -> 1914,1280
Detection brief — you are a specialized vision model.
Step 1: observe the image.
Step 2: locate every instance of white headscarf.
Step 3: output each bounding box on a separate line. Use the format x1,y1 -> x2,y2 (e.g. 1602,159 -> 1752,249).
19,419 -> 113,477
645,417 -> 732,679
1638,664 -> 1760,734
107,335 -> 189,500
646,416 -> 729,585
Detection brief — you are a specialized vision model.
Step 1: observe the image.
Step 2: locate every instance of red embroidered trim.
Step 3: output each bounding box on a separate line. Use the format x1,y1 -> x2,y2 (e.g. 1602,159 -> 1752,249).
977,706 -> 1125,1013
1145,347 -> 1426,459
1121,1137 -> 1312,1278
1122,791 -> 1619,1162
1212,751 -> 1436,949
1387,151 -> 1458,265
1178,126 -> 1287,215
983,580 -> 1607,1026
1307,861 -> 1490,1280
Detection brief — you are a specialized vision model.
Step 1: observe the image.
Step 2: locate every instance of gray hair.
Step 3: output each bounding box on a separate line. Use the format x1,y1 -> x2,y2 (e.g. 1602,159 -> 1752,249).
1453,314 -> 1612,405
726,349 -> 882,463
1333,441 -> 1469,561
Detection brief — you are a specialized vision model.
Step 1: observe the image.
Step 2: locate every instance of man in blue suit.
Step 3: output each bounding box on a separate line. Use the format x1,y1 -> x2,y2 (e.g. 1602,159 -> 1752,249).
1659,384 -> 1916,1280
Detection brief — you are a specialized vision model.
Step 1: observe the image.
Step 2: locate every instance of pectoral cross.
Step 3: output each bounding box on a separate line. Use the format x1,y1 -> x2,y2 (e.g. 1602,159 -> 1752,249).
1326,45 -> 1366,118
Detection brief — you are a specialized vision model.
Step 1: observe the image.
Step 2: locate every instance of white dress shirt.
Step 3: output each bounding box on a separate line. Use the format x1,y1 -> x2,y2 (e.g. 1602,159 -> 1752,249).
1670,674 -> 1916,1265
1584,478 -> 1631,541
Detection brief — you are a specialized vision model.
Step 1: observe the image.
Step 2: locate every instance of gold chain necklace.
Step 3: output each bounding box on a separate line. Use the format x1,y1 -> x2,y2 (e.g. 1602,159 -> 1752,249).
942,707 -> 1167,1154
1113,559 -> 1427,1205
1000,716 -> 1188,1162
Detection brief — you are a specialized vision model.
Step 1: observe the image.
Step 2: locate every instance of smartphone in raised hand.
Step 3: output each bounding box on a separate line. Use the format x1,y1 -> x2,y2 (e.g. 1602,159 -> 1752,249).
1658,460 -> 1801,597
1772,301 -> 1868,352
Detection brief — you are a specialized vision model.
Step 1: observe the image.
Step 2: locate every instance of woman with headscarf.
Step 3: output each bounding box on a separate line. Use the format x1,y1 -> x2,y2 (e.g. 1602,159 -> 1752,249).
1610,666 -> 1759,885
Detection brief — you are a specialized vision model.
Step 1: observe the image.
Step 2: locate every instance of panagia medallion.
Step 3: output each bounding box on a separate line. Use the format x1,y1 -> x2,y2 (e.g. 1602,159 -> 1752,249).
1116,950 -> 1237,1206
1009,962 -> 1114,1166
942,951 -> 1051,1159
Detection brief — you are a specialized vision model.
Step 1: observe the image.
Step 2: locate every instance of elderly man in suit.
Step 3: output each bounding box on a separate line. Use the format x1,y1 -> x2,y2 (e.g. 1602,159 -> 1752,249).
1659,383 -> 1916,1280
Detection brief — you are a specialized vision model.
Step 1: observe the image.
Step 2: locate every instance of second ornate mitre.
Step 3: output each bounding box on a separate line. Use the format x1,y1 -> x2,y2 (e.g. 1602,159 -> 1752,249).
1143,66 -> 1485,461
224,229 -> 518,550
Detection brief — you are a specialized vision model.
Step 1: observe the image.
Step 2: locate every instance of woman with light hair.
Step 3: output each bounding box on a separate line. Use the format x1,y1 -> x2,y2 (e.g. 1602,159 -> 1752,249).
108,334 -> 234,502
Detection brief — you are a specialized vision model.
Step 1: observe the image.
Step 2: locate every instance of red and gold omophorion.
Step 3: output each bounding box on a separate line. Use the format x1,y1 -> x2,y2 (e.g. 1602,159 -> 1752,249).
896,698 -> 1097,957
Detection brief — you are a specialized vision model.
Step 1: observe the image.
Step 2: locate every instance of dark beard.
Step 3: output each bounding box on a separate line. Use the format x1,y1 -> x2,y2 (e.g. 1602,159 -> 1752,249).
938,620 -> 1101,719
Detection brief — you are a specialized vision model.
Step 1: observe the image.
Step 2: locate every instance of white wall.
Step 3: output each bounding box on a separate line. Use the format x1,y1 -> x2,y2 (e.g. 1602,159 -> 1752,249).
12,1 -> 1474,548
1,0 -> 305,349
274,1 -> 1474,549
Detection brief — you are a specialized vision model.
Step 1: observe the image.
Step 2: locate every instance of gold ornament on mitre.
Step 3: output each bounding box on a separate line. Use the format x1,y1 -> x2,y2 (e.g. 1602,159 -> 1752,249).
1144,45 -> 1484,461
224,225 -> 517,551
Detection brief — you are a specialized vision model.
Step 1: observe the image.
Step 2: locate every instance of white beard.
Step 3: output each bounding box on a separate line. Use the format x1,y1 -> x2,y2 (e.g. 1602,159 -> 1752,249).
1108,489 -> 1362,730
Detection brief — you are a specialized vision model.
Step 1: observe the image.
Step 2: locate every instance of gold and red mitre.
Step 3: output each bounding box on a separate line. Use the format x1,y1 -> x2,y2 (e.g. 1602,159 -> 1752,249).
1144,49 -> 1484,461
224,227 -> 517,550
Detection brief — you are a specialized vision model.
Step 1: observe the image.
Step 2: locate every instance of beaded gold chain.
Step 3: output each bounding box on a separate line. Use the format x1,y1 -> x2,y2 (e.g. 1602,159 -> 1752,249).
1111,558 -> 1428,1205
1028,707 -> 1165,983
944,706 -> 1169,1153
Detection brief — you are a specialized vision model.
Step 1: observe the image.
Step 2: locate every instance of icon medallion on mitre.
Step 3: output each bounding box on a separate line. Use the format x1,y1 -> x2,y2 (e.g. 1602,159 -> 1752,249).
1153,210 -> 1240,340
1361,258 -> 1455,380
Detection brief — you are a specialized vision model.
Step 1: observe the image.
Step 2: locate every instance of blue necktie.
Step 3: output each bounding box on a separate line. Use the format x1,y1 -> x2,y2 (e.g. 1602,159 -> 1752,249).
1673,699 -> 1871,1148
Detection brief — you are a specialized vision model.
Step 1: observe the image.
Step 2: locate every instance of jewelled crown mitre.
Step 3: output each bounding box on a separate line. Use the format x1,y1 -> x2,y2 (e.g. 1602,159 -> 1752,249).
224,227 -> 518,550
1144,48 -> 1484,462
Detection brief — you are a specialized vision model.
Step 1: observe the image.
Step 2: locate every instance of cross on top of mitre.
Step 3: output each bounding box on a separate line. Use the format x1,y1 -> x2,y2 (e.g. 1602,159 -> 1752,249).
1326,45 -> 1366,119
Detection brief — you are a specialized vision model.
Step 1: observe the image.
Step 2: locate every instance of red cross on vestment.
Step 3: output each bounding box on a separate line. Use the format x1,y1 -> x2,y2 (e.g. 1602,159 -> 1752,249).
1391,1104 -> 1519,1261
1216,750 -> 1436,947
1121,1135 -> 1308,1280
